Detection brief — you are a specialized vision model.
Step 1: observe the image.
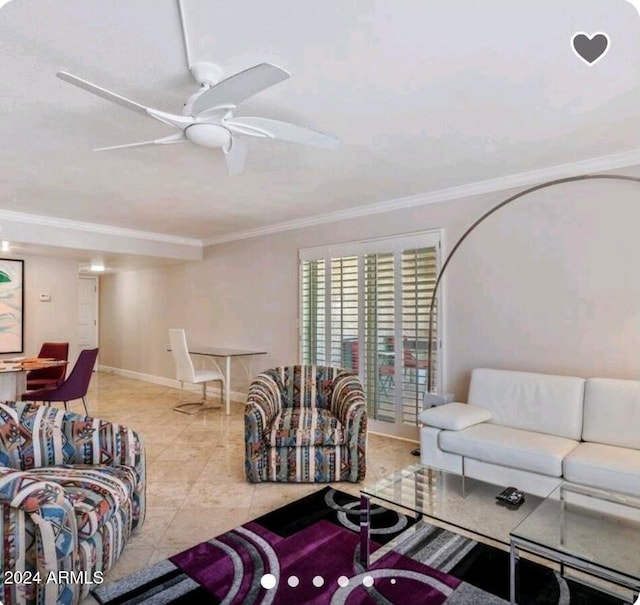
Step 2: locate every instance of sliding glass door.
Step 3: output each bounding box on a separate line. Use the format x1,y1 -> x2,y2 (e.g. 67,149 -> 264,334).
300,232 -> 441,439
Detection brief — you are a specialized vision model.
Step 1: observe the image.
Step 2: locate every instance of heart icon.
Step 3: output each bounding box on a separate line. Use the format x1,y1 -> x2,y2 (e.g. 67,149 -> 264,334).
571,32 -> 610,65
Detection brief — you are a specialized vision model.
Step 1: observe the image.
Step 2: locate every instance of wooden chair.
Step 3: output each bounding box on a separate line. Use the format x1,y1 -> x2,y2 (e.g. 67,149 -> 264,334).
26,341 -> 69,390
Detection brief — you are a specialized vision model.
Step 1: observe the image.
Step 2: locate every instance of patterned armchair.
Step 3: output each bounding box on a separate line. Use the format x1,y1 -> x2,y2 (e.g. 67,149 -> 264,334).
0,402 -> 145,605
245,365 -> 367,483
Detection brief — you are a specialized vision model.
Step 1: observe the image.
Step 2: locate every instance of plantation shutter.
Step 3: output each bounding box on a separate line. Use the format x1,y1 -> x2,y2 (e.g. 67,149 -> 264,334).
301,259 -> 326,365
330,256 -> 359,369
400,247 -> 438,420
363,253 -> 395,417
300,232 -> 440,434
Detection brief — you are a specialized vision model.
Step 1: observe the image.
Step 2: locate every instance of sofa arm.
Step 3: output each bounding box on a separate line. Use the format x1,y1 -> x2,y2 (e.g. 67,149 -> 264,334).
245,373 -> 283,441
62,412 -> 144,470
418,402 -> 492,431
245,373 -> 283,482
0,467 -> 79,605
330,372 -> 366,427
62,413 -> 146,530
331,373 -> 367,482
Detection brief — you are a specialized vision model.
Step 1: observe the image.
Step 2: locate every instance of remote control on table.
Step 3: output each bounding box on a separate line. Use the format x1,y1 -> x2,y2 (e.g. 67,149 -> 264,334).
496,486 -> 525,506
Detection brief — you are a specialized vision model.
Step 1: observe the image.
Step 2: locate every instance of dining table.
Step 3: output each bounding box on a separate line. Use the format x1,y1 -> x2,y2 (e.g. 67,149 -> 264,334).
0,357 -> 68,402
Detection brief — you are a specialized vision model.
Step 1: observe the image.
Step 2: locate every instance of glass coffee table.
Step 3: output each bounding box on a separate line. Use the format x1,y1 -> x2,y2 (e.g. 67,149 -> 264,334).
510,482 -> 640,604
359,463 -> 555,568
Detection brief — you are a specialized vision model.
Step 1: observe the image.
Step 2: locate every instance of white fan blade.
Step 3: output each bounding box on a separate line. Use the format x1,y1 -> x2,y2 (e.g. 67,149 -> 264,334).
224,116 -> 339,149
56,71 -> 192,131
192,63 -> 290,116
57,71 -> 148,114
145,108 -> 192,130
223,136 -> 247,176
94,133 -> 186,151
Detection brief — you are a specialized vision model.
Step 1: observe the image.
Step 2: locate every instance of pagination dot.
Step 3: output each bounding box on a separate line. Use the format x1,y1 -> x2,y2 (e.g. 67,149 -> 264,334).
337,575 -> 349,587
312,575 -> 325,587
287,576 -> 300,587
362,575 -> 374,587
260,574 -> 277,589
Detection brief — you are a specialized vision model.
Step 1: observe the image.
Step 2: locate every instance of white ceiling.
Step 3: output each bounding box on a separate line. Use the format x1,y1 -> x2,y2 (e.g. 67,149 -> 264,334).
2,0 -> 640,261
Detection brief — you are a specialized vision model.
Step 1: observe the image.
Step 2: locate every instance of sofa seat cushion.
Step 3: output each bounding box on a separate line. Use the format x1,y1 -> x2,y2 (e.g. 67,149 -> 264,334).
419,402 -> 491,431
439,424 -> 579,477
267,408 -> 344,447
563,442 -> 640,497
30,464 -> 138,539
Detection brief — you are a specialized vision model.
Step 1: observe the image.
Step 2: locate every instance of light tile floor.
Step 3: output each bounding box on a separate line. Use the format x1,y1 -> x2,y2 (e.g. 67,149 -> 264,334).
80,372 -> 416,602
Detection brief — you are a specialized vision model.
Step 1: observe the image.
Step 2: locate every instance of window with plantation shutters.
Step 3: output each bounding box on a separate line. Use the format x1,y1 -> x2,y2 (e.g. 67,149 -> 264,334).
299,232 -> 441,439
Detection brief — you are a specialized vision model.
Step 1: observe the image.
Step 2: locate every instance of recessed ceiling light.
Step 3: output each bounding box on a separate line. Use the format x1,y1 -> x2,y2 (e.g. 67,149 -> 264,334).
1,241 -> 10,252
90,262 -> 105,272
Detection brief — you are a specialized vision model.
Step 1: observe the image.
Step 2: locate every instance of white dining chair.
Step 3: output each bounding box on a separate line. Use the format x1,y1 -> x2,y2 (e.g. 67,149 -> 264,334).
169,328 -> 226,414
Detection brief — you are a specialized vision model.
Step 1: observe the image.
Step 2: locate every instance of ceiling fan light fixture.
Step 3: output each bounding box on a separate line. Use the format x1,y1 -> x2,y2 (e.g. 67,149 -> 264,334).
184,123 -> 231,149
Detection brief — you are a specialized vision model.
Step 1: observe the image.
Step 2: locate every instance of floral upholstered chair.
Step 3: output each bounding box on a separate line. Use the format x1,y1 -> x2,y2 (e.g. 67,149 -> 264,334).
0,402 -> 145,605
245,365 -> 367,483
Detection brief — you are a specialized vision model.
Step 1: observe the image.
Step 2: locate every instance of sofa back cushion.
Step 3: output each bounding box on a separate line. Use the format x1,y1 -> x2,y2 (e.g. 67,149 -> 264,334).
583,378 -> 640,450
467,368 -> 585,440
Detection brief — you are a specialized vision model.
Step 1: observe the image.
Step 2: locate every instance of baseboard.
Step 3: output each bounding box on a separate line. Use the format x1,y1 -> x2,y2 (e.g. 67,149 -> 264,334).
98,365 -> 248,405
368,429 -> 419,445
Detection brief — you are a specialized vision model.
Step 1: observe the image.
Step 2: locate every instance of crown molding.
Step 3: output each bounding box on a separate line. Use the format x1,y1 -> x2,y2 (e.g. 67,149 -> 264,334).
0,209 -> 203,247
203,147 -> 640,246
4,146 -> 640,253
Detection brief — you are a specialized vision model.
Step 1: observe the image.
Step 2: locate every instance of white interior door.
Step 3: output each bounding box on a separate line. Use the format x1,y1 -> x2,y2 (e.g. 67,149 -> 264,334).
77,276 -> 98,365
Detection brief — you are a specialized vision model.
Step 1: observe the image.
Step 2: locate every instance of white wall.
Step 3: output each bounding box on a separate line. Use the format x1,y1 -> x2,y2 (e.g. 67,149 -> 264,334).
99,268 -> 169,375
0,254 -> 80,361
99,174 -> 640,399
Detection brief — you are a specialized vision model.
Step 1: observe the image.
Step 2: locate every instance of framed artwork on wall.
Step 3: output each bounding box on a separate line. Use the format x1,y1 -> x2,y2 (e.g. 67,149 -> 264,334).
0,258 -> 24,354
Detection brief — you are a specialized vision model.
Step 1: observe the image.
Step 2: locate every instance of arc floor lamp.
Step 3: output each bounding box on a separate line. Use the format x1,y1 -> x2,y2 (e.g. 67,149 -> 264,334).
410,172 -> 640,456
425,173 -> 640,395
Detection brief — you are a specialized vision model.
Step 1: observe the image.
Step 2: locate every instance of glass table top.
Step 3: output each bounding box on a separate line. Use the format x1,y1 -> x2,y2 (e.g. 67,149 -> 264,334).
511,482 -> 640,583
362,464 -> 554,546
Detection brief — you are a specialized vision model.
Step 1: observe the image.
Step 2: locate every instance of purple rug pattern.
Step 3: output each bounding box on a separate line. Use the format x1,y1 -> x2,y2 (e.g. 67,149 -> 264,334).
93,486 -> 473,604
171,519 -> 459,604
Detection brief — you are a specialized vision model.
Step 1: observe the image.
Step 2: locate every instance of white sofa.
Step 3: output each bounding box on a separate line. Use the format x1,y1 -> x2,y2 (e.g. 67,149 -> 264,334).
419,368 -> 640,497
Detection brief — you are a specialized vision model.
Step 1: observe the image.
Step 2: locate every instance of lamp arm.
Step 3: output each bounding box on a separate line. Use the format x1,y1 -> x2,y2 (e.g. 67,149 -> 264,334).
425,173 -> 640,393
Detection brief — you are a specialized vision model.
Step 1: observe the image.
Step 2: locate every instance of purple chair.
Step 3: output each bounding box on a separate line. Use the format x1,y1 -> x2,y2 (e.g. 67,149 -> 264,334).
26,341 -> 69,390
22,348 -> 98,415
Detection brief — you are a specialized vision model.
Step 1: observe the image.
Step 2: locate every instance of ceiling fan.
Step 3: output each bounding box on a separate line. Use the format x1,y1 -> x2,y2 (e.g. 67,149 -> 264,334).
56,1 -> 338,176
